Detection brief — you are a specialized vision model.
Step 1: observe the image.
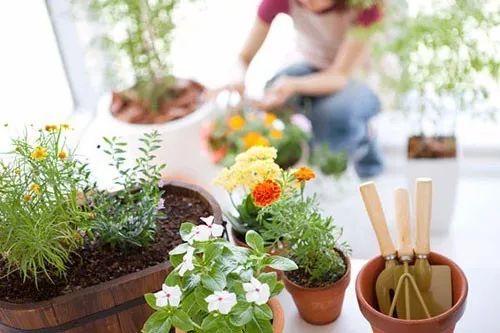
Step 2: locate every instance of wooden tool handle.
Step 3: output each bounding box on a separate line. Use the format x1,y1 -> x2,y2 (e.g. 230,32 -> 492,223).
395,188 -> 413,258
359,182 -> 396,257
415,178 -> 432,255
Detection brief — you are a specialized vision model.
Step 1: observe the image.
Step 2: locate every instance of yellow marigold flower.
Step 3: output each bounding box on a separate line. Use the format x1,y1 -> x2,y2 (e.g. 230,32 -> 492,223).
60,124 -> 71,130
31,146 -> 48,161
23,194 -> 32,202
264,113 -> 277,126
294,167 -> 316,182
58,150 -> 68,160
30,183 -> 41,194
235,146 -> 277,163
45,124 -> 58,132
14,168 -> 21,175
243,132 -> 270,149
270,129 -> 283,139
227,115 -> 245,131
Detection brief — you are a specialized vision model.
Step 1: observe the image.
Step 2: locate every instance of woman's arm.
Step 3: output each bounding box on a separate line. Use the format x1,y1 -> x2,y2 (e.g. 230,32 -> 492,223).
240,18 -> 271,67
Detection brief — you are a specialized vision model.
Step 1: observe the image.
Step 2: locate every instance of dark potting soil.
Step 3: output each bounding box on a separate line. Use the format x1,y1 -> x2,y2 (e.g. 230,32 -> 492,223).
285,268 -> 340,289
0,191 -> 212,304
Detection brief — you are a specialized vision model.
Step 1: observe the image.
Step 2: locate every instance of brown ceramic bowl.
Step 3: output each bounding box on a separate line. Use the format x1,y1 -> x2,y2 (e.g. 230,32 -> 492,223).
283,254 -> 351,325
175,298 -> 284,333
356,252 -> 468,333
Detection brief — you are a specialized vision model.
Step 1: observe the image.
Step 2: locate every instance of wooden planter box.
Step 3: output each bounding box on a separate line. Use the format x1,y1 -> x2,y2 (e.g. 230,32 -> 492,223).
0,181 -> 222,333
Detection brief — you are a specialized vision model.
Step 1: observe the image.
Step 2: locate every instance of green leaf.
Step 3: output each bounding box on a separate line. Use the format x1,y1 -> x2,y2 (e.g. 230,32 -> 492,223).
172,309 -> 194,331
254,304 -> 273,320
271,283 -> 284,297
256,272 -> 277,291
204,242 -> 222,263
169,242 -> 191,255
144,293 -> 160,310
180,222 -> 195,241
245,230 -> 264,252
201,270 -> 227,291
268,256 -> 298,271
201,313 -> 220,331
230,303 -> 253,326
245,317 -> 273,333
142,311 -> 171,333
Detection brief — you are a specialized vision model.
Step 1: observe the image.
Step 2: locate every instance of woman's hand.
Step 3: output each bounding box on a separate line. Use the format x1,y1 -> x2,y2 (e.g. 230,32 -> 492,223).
259,76 -> 297,110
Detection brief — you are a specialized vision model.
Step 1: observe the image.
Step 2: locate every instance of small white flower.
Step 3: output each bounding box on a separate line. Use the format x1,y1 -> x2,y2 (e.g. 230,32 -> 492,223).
154,284 -> 182,308
157,198 -> 165,210
272,119 -> 285,131
291,114 -> 312,133
243,277 -> 270,305
205,291 -> 237,314
185,225 -> 211,244
200,215 -> 224,238
178,246 -> 195,276
158,179 -> 168,187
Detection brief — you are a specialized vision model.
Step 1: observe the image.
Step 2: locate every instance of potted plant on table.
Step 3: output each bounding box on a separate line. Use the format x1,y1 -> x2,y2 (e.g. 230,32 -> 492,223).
204,109 -> 310,169
74,0 -> 211,180
257,175 -> 352,325
0,127 -> 222,332
142,226 -> 297,333
377,0 -> 500,231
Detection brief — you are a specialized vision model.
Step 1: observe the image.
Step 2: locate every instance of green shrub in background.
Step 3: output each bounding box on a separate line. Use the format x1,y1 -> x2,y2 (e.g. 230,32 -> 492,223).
0,125 -> 93,282
90,131 -> 165,248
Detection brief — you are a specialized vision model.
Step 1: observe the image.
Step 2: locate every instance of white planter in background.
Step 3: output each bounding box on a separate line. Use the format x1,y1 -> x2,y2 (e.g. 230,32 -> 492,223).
82,94 -> 217,189
405,157 -> 460,233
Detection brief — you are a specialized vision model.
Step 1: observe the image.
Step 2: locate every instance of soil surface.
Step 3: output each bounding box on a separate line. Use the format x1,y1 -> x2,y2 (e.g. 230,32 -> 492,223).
285,268 -> 339,289
0,190 -> 212,303
408,135 -> 457,159
111,78 -> 204,124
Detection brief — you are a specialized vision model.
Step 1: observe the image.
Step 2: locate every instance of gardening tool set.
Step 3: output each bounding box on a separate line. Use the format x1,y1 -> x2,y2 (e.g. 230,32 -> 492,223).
360,178 -> 452,320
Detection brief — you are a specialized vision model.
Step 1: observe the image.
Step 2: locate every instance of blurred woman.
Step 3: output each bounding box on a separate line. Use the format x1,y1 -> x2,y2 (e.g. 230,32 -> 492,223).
231,0 -> 384,178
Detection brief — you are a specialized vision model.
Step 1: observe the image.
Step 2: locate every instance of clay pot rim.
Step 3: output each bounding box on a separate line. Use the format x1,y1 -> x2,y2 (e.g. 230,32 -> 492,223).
355,251 -> 468,324
283,250 -> 351,292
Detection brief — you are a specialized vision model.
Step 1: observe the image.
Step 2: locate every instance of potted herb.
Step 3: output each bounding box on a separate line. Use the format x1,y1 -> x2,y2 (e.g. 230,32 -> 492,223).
0,128 -> 222,332
257,175 -> 351,325
204,109 -> 310,169
74,0 -> 212,180
142,226 -> 297,333
377,0 -> 500,231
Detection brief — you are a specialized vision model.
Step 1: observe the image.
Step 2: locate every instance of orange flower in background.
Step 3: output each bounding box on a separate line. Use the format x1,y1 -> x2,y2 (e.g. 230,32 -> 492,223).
270,129 -> 283,139
23,194 -> 32,202
30,183 -> 41,195
252,179 -> 282,207
243,132 -> 269,149
294,167 -> 316,182
58,151 -> 68,160
228,115 -> 245,131
264,113 -> 277,126
44,124 -> 58,132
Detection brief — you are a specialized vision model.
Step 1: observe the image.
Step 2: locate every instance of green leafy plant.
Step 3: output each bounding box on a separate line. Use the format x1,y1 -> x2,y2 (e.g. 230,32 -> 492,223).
90,131 -> 165,248
258,194 -> 350,287
77,0 -> 200,109
206,110 -> 310,169
143,222 -> 297,333
377,0 -> 500,126
0,125 -> 93,282
310,144 -> 348,179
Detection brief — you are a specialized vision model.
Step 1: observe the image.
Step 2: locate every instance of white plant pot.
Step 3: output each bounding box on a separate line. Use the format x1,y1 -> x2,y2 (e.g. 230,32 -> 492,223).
83,94 -> 217,189
405,157 -> 460,233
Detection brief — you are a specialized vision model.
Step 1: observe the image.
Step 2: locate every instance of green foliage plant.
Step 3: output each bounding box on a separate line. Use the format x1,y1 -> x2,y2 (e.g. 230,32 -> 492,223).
78,0 -> 199,109
377,0 -> 500,126
257,181 -> 350,287
90,131 -> 165,248
142,225 -> 297,333
310,144 -> 348,179
0,125 -> 93,283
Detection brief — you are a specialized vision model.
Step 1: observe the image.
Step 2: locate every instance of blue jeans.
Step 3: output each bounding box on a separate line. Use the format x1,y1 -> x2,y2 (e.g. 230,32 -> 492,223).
269,63 -> 384,178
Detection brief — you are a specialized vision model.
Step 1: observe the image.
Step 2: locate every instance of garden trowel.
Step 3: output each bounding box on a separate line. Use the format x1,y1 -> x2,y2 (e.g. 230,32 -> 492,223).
359,182 -> 399,316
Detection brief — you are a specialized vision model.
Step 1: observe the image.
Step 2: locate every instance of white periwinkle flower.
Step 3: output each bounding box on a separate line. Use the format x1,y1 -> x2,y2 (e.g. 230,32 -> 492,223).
178,246 -> 195,276
154,284 -> 182,308
205,291 -> 237,314
243,277 -> 270,305
186,225 -> 211,244
200,216 -> 224,237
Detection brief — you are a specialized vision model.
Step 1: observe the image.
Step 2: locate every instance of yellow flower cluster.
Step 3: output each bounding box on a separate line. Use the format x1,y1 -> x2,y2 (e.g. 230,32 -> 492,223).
214,147 -> 281,192
31,146 -> 48,161
45,124 -> 71,132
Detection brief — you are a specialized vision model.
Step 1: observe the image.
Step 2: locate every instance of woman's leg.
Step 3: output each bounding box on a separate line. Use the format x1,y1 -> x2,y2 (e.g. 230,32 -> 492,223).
308,81 -> 383,178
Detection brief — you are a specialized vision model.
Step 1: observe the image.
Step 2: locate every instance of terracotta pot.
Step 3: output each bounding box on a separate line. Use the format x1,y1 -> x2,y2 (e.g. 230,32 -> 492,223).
0,181 -> 222,333
356,252 -> 468,333
175,298 -> 284,333
283,254 -> 351,325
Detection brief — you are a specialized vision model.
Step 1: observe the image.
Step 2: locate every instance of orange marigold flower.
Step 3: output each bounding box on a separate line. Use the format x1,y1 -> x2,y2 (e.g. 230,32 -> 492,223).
243,132 -> 269,149
227,115 -> 245,131
264,113 -> 277,126
23,194 -> 32,202
294,167 -> 316,182
270,129 -> 283,139
58,150 -> 68,160
252,179 -> 281,207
